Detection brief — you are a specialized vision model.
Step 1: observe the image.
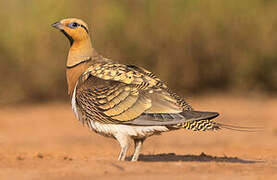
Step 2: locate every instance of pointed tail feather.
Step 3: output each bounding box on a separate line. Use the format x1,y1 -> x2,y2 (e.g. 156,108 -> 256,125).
216,123 -> 263,132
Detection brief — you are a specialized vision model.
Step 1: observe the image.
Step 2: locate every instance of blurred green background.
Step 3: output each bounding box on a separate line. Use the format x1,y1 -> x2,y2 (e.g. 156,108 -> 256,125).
1,0 -> 277,104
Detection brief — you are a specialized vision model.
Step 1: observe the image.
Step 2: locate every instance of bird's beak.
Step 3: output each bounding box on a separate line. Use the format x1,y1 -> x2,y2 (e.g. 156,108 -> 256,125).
51,21 -> 63,30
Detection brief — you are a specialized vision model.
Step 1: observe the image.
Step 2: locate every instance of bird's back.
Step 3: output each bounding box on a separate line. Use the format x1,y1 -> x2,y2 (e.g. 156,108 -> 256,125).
69,56 -> 219,132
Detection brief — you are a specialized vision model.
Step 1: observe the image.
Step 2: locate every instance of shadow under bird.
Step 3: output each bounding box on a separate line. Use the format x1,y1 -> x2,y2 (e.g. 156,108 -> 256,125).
52,18 -> 254,161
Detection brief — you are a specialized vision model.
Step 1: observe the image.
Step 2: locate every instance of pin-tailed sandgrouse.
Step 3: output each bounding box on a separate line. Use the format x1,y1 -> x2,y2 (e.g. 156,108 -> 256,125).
52,18 -> 242,161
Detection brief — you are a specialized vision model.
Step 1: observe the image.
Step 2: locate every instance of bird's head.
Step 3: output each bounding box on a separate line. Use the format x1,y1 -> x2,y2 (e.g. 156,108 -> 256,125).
52,18 -> 89,46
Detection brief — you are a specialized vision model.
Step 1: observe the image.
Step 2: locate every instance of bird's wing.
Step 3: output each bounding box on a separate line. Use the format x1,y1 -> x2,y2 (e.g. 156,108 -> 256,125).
75,62 -> 218,125
125,65 -> 193,111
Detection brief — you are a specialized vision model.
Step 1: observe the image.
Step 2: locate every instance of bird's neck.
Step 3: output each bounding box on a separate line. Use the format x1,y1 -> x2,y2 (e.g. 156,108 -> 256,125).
66,37 -> 97,96
67,37 -> 94,67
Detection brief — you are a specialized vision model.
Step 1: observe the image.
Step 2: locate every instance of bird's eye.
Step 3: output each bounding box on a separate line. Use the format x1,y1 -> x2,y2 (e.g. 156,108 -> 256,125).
68,22 -> 79,29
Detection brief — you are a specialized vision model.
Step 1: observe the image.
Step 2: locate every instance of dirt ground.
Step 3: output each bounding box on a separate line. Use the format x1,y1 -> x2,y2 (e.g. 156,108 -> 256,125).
0,96 -> 276,180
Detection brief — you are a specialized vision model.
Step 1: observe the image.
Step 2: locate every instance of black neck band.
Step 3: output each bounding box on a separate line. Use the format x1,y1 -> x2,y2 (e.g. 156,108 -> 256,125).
66,58 -> 91,69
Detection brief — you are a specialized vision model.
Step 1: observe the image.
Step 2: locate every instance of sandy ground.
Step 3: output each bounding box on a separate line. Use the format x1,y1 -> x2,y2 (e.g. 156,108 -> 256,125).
0,96 -> 276,180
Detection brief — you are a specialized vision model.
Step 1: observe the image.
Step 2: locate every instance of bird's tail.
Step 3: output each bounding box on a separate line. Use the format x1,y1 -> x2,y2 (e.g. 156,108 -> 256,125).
180,120 -> 262,132
214,122 -> 263,132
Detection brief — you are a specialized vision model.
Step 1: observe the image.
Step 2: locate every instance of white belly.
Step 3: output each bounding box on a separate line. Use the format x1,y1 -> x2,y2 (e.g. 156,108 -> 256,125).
71,86 -> 169,139
86,120 -> 169,138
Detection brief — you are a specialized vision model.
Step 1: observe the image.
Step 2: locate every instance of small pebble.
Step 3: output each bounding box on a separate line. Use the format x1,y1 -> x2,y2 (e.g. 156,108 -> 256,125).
37,153 -> 44,159
16,156 -> 24,160
64,156 -> 73,161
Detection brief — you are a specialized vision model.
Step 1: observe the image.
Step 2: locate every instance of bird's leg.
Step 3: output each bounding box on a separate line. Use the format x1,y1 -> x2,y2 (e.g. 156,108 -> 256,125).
118,146 -> 128,161
131,138 -> 145,162
114,134 -> 129,161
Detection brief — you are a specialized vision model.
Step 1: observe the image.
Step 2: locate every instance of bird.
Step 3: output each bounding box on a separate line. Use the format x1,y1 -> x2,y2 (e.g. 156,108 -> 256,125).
52,18 -> 253,161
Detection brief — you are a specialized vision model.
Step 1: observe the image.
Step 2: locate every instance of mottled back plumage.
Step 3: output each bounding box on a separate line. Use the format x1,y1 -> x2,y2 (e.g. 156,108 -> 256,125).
74,60 -> 219,129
